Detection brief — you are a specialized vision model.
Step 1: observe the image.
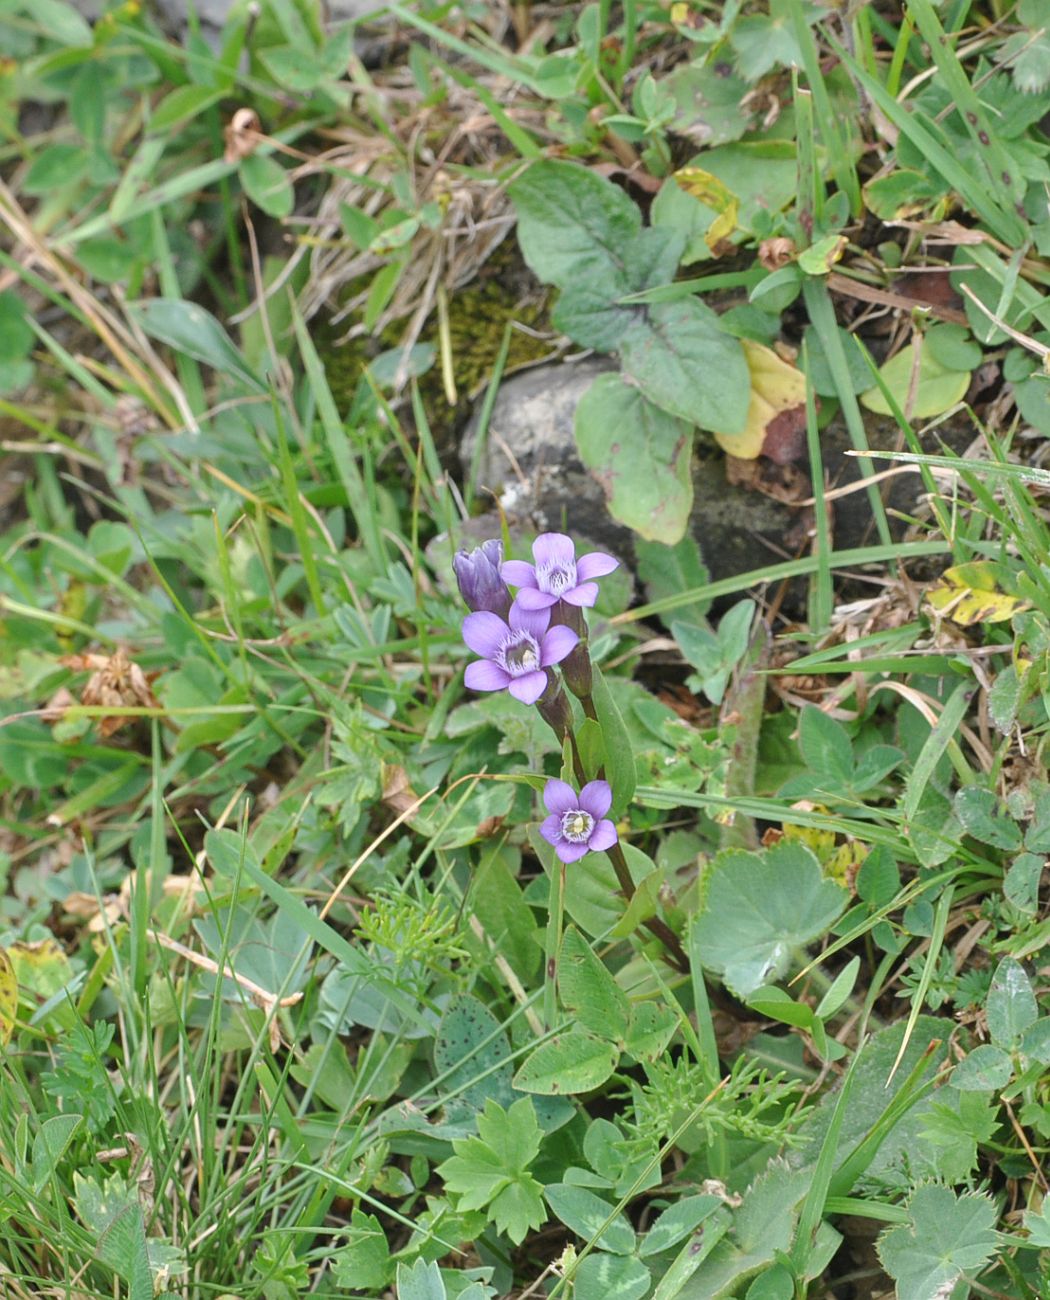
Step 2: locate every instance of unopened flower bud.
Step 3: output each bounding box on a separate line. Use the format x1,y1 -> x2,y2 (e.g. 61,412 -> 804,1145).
535,674 -> 573,742
453,539 -> 511,617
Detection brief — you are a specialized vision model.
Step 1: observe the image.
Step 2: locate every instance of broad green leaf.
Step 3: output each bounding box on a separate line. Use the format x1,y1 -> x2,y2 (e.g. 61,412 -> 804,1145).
860,339 -> 971,418
471,846 -> 541,981
574,1252 -> 651,1300
545,1184 -> 636,1254
150,85 -> 224,133
746,985 -> 816,1030
22,0 -> 92,44
692,841 -> 848,996
260,44 -> 323,92
590,665 -> 636,815
32,1114 -> 83,1190
635,534 -> 710,627
876,1185 -> 998,1299
1020,1017 -> 1050,1065
240,154 -> 294,219
620,298 -> 750,435
950,1044 -> 1013,1092
433,994 -> 514,1116
509,159 -> 641,289
986,956 -> 1038,1048
558,927 -> 630,1042
622,1001 -> 678,1061
126,299 -> 263,391
23,144 -> 89,195
639,1194 -> 722,1257
512,1028 -> 618,1095
745,1263 -> 795,1300
575,374 -> 693,544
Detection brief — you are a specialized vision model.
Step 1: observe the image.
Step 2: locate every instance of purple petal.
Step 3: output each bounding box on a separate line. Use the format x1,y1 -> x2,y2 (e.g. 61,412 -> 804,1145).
508,671 -> 547,705
556,840 -> 590,864
462,610 -> 507,658
516,586 -> 559,611
576,552 -> 619,582
587,819 -> 618,853
533,532 -> 575,569
501,560 -> 537,588
509,601 -> 551,638
578,780 -> 612,819
464,660 -> 510,692
539,813 -> 563,846
562,582 -> 599,608
540,624 -> 579,667
543,779 -> 577,816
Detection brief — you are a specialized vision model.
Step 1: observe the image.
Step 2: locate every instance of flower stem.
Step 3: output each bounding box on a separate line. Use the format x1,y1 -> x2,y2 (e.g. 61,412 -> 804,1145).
536,685 -> 689,974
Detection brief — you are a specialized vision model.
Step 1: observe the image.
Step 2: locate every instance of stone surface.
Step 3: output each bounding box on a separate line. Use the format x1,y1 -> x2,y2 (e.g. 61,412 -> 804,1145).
460,358 -> 966,604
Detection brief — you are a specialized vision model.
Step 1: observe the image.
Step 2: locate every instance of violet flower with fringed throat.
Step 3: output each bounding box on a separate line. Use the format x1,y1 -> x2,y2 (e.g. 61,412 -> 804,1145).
502,532 -> 618,611
461,604 -> 578,705
539,778 -> 618,863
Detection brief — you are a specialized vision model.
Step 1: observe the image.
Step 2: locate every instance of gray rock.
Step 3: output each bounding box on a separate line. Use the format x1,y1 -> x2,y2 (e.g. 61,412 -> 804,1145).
461,357 -> 966,604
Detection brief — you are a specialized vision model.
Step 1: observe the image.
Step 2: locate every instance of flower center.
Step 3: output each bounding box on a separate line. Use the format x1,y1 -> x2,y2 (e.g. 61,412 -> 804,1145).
560,809 -> 594,843
500,631 -> 541,676
538,559 -> 577,596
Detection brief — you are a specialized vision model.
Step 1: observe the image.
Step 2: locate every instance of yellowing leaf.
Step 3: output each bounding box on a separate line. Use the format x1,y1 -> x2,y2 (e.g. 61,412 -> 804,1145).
797,234 -> 847,275
715,339 -> 806,460
0,947 -> 17,1044
860,339 -> 971,418
673,166 -> 739,252
926,562 -> 1027,626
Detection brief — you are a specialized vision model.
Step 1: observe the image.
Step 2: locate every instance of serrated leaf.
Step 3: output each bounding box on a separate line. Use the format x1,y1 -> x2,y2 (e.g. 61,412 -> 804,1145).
435,1098 -> 545,1245
620,298 -> 750,435
396,1259 -> 447,1300
950,1043 -> 1013,1091
331,1209 -> 393,1291
953,787 -> 1023,850
558,927 -> 630,1042
692,841 -> 848,996
546,1184 -> 636,1254
512,1028 -> 618,1095
986,956 -> 1037,1048
576,375 -> 693,544
876,1185 -> 998,1299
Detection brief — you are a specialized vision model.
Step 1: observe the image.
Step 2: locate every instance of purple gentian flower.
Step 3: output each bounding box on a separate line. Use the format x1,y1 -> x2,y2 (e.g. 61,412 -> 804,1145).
539,778 -> 618,864
453,539 -> 511,618
462,603 -> 578,705
502,532 -> 618,611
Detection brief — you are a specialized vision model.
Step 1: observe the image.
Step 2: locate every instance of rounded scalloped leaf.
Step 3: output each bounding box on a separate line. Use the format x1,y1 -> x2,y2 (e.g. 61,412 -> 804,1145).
691,841 -> 848,997
860,340 -> 970,418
